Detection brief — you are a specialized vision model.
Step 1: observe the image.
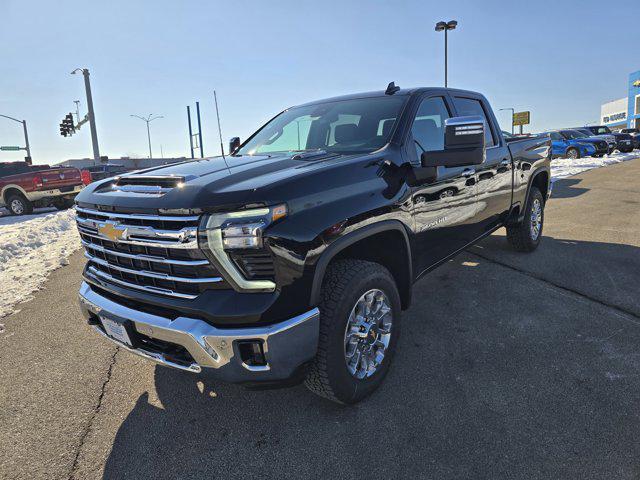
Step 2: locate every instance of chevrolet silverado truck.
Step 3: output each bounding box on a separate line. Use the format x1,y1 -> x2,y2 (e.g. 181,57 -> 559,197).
75,85 -> 551,404
0,161 -> 83,215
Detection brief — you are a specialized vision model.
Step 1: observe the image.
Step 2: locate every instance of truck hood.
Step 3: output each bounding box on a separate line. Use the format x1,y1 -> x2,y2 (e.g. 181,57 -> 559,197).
75,151 -> 362,211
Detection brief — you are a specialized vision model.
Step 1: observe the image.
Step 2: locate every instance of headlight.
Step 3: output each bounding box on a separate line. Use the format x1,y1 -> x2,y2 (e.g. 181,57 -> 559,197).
198,204 -> 287,292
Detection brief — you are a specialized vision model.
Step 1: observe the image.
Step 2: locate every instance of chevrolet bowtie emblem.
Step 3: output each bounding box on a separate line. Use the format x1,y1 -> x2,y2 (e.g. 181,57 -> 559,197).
98,221 -> 127,242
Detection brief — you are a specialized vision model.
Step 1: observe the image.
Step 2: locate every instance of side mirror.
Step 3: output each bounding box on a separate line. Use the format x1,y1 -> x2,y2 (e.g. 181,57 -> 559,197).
421,116 -> 486,168
229,137 -> 241,154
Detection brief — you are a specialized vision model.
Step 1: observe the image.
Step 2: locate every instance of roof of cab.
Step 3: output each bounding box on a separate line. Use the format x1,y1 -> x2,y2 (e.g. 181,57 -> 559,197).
292,87 -> 484,109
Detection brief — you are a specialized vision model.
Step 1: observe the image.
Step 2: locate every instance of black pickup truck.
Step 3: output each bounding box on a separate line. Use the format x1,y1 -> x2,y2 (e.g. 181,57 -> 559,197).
75,85 -> 551,404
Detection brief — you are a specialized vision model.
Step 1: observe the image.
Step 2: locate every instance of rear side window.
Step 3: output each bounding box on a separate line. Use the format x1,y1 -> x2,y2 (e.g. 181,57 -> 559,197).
452,97 -> 496,147
411,96 -> 450,157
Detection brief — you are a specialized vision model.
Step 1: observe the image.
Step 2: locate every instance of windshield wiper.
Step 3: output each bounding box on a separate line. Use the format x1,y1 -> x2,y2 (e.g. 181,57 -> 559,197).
291,149 -> 328,160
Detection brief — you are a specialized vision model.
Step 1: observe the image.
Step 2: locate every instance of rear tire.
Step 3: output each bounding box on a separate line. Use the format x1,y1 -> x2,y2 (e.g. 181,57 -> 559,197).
305,259 -> 401,404
53,197 -> 75,210
6,193 -> 33,216
566,147 -> 579,160
506,187 -> 544,253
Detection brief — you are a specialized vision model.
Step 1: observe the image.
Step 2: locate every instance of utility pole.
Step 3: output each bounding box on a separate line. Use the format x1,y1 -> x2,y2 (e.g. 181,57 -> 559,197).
130,114 -> 163,158
196,101 -> 204,158
0,114 -> 32,162
187,106 -> 194,159
71,68 -> 101,163
435,20 -> 458,88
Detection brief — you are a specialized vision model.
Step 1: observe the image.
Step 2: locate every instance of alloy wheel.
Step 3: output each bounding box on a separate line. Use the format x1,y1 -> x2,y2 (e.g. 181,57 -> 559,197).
10,199 -> 24,215
530,198 -> 542,241
343,289 -> 393,379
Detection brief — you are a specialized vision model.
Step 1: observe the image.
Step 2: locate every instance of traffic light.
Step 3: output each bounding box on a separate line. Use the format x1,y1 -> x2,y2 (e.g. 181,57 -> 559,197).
59,113 -> 75,137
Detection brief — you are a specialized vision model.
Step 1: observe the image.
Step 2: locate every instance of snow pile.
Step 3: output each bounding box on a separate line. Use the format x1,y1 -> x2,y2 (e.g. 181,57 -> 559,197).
551,151 -> 639,181
0,208 -> 81,318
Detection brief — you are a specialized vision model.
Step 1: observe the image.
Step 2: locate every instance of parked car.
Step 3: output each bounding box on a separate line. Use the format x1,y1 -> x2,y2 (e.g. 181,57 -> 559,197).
547,130 -> 599,159
75,85 -> 551,404
0,161 -> 83,215
609,132 -> 635,152
621,128 -> 640,149
576,125 -> 617,153
81,164 -> 129,185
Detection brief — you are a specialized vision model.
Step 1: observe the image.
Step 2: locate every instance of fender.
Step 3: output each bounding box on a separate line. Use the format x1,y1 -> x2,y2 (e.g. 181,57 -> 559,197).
309,220 -> 413,307
518,166 -> 551,223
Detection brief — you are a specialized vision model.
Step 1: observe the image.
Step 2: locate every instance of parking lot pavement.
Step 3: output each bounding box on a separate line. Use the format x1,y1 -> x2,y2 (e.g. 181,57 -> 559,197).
1,159 -> 640,480
473,158 -> 640,318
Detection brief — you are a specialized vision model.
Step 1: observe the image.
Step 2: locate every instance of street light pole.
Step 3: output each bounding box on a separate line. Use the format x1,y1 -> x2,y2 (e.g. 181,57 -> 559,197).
130,114 -> 164,158
435,20 -> 458,88
71,68 -> 101,163
0,114 -> 32,162
499,108 -> 515,135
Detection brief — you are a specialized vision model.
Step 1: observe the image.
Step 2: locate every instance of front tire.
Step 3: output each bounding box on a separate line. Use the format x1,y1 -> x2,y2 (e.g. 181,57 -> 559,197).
6,193 -> 33,216
305,259 -> 401,404
566,147 -> 580,160
506,186 -> 544,252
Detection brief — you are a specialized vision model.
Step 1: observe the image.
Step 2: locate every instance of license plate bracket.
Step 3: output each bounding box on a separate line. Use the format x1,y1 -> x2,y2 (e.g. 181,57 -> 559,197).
100,316 -> 134,347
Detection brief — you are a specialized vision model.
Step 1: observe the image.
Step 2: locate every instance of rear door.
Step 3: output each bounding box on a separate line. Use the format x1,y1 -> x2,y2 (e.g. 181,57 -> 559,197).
451,95 -> 512,235
409,94 -> 479,273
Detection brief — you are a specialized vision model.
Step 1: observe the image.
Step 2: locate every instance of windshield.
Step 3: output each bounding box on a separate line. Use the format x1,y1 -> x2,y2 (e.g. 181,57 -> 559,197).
590,126 -> 612,135
561,130 -> 587,139
236,96 -> 407,156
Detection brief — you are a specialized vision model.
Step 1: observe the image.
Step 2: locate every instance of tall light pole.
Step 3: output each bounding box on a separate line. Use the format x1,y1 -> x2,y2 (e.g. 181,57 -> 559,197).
71,68 -> 101,163
435,20 -> 458,88
0,114 -> 31,162
500,108 -> 515,135
130,114 -> 163,158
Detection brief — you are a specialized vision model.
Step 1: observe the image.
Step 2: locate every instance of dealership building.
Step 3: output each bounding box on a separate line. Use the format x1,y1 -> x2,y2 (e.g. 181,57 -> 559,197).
600,70 -> 640,131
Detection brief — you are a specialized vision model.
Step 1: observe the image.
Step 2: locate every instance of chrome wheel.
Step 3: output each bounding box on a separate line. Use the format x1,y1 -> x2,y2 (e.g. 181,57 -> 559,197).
439,189 -> 455,199
344,289 -> 393,379
567,148 -> 578,159
530,198 -> 542,241
10,198 -> 24,215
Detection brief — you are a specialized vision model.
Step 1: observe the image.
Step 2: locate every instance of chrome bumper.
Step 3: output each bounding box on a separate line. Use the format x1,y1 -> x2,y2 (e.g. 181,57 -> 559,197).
78,282 -> 320,382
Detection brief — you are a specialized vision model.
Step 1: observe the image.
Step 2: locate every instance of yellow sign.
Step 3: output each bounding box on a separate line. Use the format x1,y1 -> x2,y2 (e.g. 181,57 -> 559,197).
513,111 -> 530,126
633,80 -> 640,87
98,222 -> 127,242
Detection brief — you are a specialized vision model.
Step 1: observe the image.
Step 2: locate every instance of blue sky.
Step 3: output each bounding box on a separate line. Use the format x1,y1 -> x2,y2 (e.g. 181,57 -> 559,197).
1,0 -> 638,165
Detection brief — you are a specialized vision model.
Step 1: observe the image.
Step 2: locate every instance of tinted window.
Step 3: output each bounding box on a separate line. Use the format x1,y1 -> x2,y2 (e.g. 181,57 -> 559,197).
453,97 -> 495,146
411,97 -> 450,157
0,162 -> 30,178
549,132 -> 563,141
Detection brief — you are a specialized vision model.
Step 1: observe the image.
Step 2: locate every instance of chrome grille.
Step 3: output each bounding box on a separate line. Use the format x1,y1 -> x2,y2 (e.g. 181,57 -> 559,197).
76,206 -> 226,299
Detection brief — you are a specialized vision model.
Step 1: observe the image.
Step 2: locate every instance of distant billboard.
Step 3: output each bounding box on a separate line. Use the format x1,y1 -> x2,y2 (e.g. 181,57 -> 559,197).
513,111 -> 530,126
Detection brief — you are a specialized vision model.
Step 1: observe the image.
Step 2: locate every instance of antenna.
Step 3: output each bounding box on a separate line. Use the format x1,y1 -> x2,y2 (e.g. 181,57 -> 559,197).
214,90 -> 231,173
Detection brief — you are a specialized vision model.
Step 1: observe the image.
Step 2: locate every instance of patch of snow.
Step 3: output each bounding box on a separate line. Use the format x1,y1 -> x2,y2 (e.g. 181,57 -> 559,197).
0,208 -> 81,319
551,151 -> 639,181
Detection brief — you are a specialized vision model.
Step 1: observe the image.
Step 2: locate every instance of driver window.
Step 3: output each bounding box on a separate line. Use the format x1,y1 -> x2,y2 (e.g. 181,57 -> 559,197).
412,97 -> 450,158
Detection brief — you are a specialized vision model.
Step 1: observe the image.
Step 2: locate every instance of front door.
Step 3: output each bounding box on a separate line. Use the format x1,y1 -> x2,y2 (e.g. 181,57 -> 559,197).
409,95 -> 479,274
451,95 -> 513,235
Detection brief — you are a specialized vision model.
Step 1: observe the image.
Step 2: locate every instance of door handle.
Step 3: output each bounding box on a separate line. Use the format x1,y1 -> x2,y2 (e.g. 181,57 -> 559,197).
461,168 -> 475,177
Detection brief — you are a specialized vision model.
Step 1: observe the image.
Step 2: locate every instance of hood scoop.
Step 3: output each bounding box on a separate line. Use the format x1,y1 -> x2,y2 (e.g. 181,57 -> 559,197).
109,174 -> 193,195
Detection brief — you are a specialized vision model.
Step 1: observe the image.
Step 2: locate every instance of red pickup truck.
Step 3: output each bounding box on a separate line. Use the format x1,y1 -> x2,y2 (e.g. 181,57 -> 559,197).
0,162 -> 84,215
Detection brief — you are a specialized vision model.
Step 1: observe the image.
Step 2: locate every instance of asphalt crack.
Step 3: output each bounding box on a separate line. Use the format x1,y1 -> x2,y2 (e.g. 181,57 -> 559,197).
467,249 -> 640,323
67,346 -> 119,480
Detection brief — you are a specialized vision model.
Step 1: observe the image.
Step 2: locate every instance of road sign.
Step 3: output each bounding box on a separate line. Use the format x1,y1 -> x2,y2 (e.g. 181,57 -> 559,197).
513,111 -> 530,126
0,146 -> 22,151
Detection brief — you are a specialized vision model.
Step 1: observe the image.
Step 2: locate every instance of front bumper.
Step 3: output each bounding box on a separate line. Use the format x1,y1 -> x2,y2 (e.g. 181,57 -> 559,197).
78,282 -> 320,383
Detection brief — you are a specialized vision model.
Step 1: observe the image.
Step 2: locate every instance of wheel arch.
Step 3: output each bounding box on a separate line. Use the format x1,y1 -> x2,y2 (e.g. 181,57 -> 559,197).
309,220 -> 413,310
1,184 -> 29,204
517,167 -> 550,223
